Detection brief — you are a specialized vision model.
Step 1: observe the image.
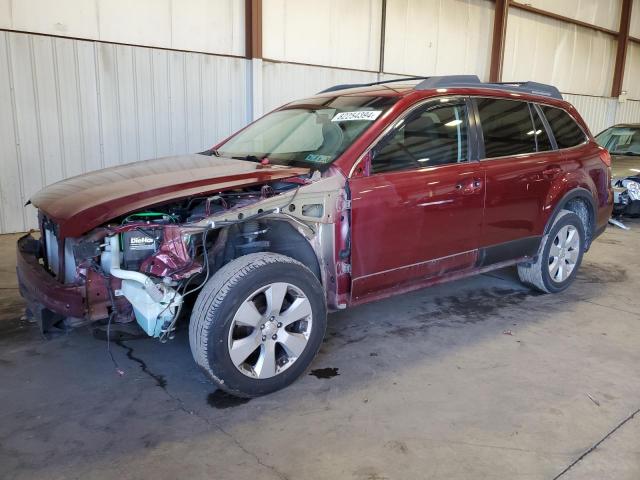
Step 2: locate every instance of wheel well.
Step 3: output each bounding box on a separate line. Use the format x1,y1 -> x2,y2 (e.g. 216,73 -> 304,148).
554,193 -> 595,248
219,220 -> 322,282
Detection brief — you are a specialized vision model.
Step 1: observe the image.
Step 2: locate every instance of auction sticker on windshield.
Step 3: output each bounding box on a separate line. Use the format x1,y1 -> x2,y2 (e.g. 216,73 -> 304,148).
332,110 -> 382,122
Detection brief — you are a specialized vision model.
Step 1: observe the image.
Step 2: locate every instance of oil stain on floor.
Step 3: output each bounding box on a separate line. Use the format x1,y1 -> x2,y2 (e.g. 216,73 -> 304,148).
309,367 -> 340,379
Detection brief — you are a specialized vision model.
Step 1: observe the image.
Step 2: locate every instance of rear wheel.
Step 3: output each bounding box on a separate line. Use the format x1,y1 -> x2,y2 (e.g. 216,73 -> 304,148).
189,252 -> 326,397
517,209 -> 585,293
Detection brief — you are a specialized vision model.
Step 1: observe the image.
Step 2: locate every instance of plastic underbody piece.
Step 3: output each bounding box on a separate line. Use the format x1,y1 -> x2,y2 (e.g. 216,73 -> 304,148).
119,279 -> 182,337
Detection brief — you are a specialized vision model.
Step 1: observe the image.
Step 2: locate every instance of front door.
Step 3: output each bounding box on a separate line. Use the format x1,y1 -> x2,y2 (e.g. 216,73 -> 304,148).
349,99 -> 485,302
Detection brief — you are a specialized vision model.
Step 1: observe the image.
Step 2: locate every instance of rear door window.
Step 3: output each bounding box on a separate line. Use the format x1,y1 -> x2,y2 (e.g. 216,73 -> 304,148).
476,99 -> 536,158
540,106 -> 587,149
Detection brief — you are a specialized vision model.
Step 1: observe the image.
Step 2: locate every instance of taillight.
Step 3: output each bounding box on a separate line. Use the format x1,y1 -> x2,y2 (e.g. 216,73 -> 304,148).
599,149 -> 612,167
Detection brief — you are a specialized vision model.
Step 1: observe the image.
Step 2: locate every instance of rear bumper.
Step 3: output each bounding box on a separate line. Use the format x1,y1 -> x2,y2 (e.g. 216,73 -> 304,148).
16,234 -> 86,319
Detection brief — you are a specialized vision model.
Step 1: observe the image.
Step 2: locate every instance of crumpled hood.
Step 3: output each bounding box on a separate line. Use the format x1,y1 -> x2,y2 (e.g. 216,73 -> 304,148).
611,154 -> 640,181
31,154 -> 309,237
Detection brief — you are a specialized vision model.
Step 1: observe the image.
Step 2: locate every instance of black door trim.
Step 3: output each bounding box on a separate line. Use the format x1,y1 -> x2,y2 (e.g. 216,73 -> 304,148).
477,236 -> 542,267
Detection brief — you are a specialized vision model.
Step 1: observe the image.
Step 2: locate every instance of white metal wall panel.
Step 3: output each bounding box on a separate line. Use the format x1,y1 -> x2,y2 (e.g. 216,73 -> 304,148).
503,9 -> 617,97
0,31 -> 23,233
0,0 -> 245,57
0,31 -> 250,233
562,93 -> 618,135
622,41 -> 640,100
384,0 -> 494,80
262,0 -> 382,71
522,0 -> 622,31
615,99 -> 640,124
171,0 -> 245,56
98,0 -> 172,49
262,61 -> 378,113
383,0 -> 494,79
0,0 -> 100,39
630,0 -> 640,38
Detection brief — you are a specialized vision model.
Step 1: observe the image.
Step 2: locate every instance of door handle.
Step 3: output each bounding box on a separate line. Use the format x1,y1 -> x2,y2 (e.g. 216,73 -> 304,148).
455,178 -> 482,195
542,165 -> 562,179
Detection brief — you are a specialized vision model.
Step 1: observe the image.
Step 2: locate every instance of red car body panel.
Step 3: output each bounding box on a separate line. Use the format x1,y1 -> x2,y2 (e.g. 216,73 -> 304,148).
30,154 -> 308,237
349,162 -> 484,302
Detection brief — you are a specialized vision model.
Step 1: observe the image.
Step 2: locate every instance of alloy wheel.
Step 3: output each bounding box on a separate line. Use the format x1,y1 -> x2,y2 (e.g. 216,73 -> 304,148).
227,282 -> 313,379
548,225 -> 580,283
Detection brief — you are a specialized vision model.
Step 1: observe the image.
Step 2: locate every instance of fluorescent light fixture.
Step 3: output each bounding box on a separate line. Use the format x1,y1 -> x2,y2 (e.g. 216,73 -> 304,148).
445,119 -> 463,127
418,158 -> 430,162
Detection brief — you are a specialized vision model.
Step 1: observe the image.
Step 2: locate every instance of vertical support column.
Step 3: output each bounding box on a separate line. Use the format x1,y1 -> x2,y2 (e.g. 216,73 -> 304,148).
245,0 -> 263,121
612,0 -> 633,98
489,0 -> 509,82
245,0 -> 263,60
378,0 -> 387,81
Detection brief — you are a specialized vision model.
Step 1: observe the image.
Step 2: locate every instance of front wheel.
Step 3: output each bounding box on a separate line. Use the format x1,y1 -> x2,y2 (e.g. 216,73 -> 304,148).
189,253 -> 327,397
517,209 -> 585,293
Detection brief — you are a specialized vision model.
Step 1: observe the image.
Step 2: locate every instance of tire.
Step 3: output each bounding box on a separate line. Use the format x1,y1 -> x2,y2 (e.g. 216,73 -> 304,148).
189,252 -> 327,397
517,209 -> 585,293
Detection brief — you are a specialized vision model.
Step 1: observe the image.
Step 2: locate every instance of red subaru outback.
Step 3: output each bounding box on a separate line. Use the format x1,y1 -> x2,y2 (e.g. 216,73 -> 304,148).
17,76 -> 613,397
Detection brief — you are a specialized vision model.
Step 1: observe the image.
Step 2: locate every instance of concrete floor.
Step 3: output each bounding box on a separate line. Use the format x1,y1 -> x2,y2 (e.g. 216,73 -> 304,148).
1,222 -> 639,480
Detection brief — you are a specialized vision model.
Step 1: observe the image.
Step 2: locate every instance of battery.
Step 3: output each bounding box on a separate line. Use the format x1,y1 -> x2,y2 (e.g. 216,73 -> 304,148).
122,229 -> 161,271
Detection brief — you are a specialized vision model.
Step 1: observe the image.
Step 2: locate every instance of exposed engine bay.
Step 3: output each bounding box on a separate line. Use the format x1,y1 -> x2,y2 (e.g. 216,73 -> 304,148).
36,172 -> 348,340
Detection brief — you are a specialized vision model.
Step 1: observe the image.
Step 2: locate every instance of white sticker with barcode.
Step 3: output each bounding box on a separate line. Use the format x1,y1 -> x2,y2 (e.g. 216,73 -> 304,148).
331,110 -> 382,122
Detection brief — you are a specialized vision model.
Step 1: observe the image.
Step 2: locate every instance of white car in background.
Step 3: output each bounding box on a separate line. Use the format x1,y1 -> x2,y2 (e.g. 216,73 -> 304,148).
596,124 -> 640,216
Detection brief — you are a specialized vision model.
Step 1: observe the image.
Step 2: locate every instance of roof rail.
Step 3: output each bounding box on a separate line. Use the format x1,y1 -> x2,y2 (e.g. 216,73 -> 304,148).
319,75 -> 563,100
415,75 -> 562,99
318,76 -> 428,94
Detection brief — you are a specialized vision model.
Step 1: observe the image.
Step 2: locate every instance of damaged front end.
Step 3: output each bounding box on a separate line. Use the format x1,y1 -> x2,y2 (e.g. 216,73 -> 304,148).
17,169 -> 349,339
612,177 -> 640,217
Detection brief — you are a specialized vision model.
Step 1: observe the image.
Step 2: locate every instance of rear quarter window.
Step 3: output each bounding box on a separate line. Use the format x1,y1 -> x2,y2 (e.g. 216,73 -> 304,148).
541,106 -> 587,149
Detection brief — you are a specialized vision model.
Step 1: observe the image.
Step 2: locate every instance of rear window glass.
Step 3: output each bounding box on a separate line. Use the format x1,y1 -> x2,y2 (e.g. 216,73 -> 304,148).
541,106 -> 587,149
477,99 -> 536,158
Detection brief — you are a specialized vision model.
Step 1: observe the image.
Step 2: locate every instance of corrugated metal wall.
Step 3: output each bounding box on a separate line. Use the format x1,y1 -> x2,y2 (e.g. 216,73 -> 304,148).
2,0 -> 640,233
383,0 -> 494,79
503,9 -> 617,97
0,0 -> 246,56
615,99 -> 640,124
262,0 -> 382,71
562,94 -> 618,136
0,31 -> 249,233
262,62 -> 378,112
524,0 -> 622,30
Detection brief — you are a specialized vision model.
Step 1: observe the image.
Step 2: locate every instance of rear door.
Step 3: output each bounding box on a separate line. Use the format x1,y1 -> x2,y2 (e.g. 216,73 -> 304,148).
349,98 -> 485,302
474,97 -> 557,264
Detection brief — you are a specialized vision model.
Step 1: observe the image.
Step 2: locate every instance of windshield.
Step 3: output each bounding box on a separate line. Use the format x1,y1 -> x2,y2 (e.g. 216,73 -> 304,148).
596,126 -> 640,155
217,95 -> 398,168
